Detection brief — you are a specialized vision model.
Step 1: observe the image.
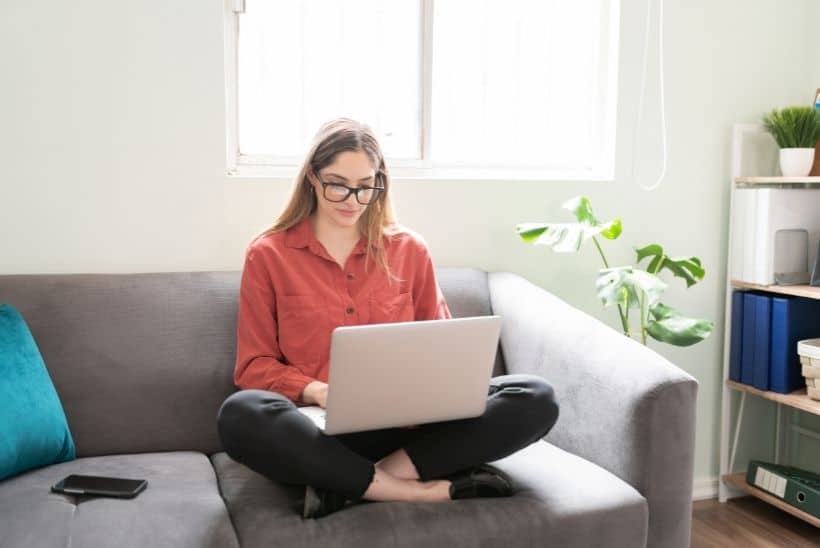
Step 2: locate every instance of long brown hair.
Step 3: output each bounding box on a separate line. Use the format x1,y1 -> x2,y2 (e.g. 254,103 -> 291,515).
254,118 -> 404,283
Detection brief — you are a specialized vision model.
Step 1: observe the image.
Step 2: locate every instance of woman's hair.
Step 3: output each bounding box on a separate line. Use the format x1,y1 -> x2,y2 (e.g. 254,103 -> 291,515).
254,118 -> 404,283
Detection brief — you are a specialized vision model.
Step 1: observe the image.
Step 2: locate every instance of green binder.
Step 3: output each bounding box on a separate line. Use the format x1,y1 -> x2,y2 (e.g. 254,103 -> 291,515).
746,460 -> 820,518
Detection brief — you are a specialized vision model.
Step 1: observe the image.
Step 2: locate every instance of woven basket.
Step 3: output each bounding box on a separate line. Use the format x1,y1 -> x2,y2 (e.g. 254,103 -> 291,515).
799,338 -> 820,401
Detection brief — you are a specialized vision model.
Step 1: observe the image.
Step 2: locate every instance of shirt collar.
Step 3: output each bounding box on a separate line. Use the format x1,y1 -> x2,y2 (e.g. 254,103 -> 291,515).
284,216 -> 372,256
283,217 -> 313,249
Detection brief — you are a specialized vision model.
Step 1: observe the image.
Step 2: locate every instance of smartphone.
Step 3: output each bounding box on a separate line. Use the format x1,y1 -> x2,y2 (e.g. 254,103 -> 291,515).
51,474 -> 148,499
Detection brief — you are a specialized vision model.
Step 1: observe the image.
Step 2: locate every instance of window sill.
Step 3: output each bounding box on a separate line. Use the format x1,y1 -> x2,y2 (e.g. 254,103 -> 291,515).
228,164 -> 614,183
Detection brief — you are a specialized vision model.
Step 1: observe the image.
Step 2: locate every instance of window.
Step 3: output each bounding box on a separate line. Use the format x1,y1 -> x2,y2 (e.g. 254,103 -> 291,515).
225,0 -> 620,180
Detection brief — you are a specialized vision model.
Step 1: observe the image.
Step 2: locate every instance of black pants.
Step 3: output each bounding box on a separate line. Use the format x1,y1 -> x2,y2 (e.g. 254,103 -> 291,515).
216,374 -> 559,501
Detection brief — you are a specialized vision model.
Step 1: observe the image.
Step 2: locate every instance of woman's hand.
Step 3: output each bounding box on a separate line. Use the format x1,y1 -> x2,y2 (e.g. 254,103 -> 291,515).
301,381 -> 329,408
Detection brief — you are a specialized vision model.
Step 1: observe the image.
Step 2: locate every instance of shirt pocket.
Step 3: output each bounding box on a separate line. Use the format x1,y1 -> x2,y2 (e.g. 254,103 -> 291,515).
370,290 -> 414,324
277,295 -> 325,364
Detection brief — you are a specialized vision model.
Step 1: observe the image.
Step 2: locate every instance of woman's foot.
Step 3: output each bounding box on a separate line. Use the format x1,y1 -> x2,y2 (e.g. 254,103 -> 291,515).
447,464 -> 514,500
303,465 -> 512,516
302,485 -> 350,519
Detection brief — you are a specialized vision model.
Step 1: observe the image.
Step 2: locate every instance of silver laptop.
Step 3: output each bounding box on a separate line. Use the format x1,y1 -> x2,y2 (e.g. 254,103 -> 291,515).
297,315 -> 502,435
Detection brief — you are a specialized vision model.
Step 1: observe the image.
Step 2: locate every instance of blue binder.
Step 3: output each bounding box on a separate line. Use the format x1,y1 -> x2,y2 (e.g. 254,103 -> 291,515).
752,294 -> 772,391
770,296 -> 820,393
729,291 -> 744,382
740,292 -> 758,386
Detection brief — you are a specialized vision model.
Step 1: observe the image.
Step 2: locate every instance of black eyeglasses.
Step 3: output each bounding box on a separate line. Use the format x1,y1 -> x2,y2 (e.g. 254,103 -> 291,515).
319,181 -> 384,205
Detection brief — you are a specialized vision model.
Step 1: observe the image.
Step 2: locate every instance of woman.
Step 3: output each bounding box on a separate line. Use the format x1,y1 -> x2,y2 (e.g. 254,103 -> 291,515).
216,118 -> 559,519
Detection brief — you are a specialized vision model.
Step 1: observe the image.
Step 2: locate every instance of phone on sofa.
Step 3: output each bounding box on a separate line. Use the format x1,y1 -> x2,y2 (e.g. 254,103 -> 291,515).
51,474 -> 147,498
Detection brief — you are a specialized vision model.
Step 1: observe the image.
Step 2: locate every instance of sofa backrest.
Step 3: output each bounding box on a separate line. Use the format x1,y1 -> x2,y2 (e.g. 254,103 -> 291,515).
0,267 -> 504,458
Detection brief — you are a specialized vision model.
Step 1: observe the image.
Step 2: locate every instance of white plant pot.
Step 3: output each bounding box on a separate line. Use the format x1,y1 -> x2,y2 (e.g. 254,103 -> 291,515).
779,148 -> 816,177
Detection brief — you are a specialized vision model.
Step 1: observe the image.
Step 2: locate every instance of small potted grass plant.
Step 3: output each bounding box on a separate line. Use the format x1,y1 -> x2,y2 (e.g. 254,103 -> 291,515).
761,106 -> 820,177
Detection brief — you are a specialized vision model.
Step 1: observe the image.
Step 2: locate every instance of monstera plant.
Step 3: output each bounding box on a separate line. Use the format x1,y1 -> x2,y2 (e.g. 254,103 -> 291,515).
516,196 -> 713,347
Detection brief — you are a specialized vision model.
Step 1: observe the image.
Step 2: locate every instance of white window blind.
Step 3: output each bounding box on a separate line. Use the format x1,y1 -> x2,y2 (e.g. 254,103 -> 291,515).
231,0 -> 620,179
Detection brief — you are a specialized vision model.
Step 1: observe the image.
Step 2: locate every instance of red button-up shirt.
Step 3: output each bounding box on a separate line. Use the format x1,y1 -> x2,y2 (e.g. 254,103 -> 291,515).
234,216 -> 452,403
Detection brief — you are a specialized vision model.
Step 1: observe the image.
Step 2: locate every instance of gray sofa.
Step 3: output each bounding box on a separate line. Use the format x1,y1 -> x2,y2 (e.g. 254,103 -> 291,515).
0,268 -> 697,548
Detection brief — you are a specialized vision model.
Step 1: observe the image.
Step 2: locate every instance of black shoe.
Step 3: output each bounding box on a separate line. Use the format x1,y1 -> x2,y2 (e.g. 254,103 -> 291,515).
302,485 -> 349,519
447,464 -> 514,500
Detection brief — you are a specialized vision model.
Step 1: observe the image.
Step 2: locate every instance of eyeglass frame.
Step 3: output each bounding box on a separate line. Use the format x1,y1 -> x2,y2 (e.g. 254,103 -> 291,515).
318,180 -> 385,205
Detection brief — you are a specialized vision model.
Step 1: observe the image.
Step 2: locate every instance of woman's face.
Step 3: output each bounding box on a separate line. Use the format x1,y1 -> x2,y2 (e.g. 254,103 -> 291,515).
313,150 -> 378,231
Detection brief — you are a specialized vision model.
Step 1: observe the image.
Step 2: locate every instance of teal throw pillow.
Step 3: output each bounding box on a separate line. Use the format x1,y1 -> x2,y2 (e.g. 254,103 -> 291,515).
0,303 -> 76,480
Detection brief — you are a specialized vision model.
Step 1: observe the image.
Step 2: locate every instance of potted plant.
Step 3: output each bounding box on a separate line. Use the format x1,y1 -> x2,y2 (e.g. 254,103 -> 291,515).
761,106 -> 820,177
516,196 -> 713,347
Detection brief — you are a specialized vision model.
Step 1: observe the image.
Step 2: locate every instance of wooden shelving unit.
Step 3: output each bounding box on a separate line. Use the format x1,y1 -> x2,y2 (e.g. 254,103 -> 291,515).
719,164 -> 820,528
735,176 -> 820,189
730,280 -> 820,301
735,176 -> 820,184
722,472 -> 820,528
726,379 -> 820,416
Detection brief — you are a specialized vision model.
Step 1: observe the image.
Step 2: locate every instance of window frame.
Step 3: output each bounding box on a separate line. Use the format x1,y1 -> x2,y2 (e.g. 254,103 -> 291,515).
224,0 -> 620,182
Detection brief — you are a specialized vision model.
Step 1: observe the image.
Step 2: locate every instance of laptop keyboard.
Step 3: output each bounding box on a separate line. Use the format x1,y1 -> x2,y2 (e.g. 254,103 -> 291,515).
297,406 -> 326,429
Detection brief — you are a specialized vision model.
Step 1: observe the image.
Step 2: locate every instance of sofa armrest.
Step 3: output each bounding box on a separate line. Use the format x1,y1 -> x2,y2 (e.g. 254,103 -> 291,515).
489,272 -> 698,548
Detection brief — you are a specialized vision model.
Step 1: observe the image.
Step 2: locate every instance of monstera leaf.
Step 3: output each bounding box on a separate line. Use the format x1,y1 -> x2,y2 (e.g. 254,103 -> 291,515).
645,302 -> 714,346
516,195 -> 712,349
517,196 -> 622,253
635,244 -> 705,287
595,267 -> 667,310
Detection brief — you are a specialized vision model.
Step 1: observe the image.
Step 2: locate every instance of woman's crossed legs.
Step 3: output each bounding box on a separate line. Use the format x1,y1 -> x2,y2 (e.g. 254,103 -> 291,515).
216,374 -> 559,503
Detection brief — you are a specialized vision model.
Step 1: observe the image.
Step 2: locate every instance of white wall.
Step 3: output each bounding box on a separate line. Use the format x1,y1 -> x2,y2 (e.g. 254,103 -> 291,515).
1,0 -> 818,492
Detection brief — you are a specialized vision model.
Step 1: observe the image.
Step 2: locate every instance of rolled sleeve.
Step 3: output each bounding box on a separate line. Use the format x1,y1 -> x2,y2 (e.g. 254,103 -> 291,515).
234,246 -> 317,402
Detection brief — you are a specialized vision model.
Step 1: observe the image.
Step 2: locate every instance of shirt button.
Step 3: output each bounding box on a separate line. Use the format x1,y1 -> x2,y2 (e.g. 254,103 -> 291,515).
346,273 -> 354,280
346,306 -> 355,314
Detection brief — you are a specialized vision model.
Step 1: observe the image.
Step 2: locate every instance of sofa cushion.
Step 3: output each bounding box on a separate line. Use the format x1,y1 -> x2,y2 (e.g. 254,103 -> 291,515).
0,304 -> 76,480
0,272 -> 241,458
210,440 -> 648,548
0,451 -> 239,548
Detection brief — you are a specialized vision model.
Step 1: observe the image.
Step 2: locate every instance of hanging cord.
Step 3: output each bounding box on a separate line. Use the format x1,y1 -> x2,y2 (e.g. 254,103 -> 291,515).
631,0 -> 667,191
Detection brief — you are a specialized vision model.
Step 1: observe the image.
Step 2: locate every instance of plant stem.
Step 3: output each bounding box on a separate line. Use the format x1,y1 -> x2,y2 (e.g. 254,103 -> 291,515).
641,257 -> 665,345
592,236 -> 630,336
592,237 -> 610,269
641,258 -> 664,346
624,300 -> 631,338
640,292 -> 647,345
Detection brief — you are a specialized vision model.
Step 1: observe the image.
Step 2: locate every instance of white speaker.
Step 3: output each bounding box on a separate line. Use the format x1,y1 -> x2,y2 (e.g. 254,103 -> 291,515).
774,229 -> 809,285
730,188 -> 820,285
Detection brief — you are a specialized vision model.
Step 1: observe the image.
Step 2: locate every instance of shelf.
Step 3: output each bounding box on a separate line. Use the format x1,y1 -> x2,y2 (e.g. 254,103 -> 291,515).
736,177 -> 820,183
726,379 -> 820,416
730,280 -> 820,300
721,473 -> 820,528
735,176 -> 820,189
